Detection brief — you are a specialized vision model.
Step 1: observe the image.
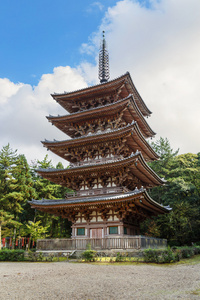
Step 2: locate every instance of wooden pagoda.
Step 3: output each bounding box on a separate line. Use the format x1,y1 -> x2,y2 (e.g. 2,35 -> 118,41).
30,35 -> 170,241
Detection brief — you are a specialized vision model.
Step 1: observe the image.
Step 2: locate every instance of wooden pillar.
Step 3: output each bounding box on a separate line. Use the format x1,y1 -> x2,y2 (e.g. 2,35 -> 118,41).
71,225 -> 75,238
86,225 -> 90,238
119,225 -> 124,236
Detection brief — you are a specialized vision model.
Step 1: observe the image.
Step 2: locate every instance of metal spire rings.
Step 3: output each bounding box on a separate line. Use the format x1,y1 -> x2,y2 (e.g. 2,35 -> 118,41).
99,31 -> 110,84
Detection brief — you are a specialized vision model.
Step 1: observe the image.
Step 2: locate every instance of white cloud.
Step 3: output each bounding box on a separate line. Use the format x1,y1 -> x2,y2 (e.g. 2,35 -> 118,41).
92,2 -> 104,11
80,43 -> 96,56
86,2 -> 104,14
1,0 -> 200,167
0,78 -> 23,104
83,0 -> 200,154
0,66 -> 87,166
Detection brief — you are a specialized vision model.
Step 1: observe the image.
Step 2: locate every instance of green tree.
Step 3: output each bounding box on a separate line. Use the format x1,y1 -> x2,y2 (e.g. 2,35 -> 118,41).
142,138 -> 200,245
150,137 -> 179,175
0,210 -> 21,250
15,155 -> 38,225
26,220 -> 49,249
0,145 -> 38,241
30,155 -> 71,238
0,147 -> 37,219
0,144 -> 18,213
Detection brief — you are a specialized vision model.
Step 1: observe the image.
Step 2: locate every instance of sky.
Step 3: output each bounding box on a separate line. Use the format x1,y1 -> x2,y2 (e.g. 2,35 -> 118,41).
0,0 -> 200,167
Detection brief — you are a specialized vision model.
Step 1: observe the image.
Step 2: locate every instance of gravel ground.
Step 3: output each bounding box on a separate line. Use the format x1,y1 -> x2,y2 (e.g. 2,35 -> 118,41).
0,261 -> 200,300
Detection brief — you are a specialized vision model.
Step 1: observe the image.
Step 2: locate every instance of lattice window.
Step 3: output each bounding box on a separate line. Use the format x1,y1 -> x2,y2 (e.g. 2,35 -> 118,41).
109,226 -> 118,234
77,228 -> 85,236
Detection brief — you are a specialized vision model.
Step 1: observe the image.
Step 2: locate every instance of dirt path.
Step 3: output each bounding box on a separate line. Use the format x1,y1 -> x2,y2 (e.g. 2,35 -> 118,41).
0,261 -> 200,299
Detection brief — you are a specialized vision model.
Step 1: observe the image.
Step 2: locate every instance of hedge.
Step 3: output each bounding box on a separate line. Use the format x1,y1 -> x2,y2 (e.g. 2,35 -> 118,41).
143,246 -> 200,263
0,249 -> 25,261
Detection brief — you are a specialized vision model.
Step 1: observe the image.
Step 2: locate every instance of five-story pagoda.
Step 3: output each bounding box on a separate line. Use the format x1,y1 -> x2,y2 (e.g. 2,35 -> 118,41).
30,34 -> 170,239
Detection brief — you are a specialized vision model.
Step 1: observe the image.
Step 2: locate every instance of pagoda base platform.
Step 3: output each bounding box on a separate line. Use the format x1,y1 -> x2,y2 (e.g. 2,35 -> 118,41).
36,236 -> 167,251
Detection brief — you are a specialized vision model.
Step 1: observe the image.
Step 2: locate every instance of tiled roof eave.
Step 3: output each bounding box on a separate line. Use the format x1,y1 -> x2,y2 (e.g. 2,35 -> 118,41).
126,73 -> 152,116
51,73 -> 129,99
30,187 -> 145,205
47,94 -> 132,120
37,151 -> 166,185
29,187 -> 170,213
37,151 -> 141,173
51,72 -> 151,117
42,121 -> 136,145
42,121 -> 159,161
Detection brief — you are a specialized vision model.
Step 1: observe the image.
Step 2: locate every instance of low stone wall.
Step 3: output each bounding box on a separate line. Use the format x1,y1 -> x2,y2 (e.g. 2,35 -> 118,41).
37,236 -> 167,251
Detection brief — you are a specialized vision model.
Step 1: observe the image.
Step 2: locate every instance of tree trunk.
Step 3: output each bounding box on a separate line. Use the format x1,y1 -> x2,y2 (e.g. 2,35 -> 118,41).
12,228 -> 16,249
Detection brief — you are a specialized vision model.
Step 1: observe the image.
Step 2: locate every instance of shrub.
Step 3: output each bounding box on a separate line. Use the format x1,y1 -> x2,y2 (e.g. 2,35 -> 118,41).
143,249 -> 160,263
194,246 -> 200,255
143,246 -> 200,264
143,248 -> 178,263
159,247 -> 177,263
26,250 -> 45,262
27,250 -> 37,262
0,249 -> 25,261
180,247 -> 194,259
116,252 -> 123,262
81,250 -> 97,262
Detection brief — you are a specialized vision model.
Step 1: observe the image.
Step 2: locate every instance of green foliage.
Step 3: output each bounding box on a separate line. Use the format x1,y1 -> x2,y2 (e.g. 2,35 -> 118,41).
143,246 -> 200,264
0,144 -> 72,240
181,247 -> 195,258
143,138 -> 200,246
81,250 -> 97,262
0,249 -> 25,261
116,252 -> 123,262
29,155 -> 72,238
26,221 -> 49,241
142,201 -> 200,246
86,243 -> 91,250
26,250 -> 44,262
143,249 -> 160,263
150,137 -> 179,176
0,145 -> 36,226
0,210 -> 21,249
143,247 -> 179,263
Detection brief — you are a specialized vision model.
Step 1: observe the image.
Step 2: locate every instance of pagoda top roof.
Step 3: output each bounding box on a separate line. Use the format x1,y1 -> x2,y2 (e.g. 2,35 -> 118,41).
37,151 -> 165,188
51,72 -> 152,117
29,187 -> 171,214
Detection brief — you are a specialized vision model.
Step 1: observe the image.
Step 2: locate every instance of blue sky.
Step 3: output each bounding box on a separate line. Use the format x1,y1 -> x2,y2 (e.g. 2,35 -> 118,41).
0,0 -> 119,86
0,0 -> 200,165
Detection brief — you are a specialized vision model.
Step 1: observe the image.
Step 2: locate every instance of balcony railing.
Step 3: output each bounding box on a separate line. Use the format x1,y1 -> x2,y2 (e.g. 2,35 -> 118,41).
37,236 -> 167,251
66,186 -> 129,199
69,155 -> 123,168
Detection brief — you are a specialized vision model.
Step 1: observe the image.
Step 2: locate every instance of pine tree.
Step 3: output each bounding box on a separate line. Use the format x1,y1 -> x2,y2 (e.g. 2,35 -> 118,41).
0,210 -> 21,249
31,155 -> 71,237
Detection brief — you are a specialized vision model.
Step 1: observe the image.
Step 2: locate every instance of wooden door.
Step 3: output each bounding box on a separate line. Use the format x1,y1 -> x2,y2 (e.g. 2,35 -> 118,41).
90,228 -> 102,238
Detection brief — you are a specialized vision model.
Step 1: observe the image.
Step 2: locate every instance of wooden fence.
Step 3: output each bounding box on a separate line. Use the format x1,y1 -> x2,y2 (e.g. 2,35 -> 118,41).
37,236 -> 167,251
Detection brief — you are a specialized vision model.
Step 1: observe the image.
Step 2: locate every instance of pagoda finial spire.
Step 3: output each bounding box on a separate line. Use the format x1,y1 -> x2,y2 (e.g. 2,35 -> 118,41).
99,31 -> 110,84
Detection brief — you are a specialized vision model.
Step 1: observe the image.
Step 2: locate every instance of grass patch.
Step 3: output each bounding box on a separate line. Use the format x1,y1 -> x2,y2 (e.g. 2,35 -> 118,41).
95,256 -> 143,263
190,288 -> 200,296
176,254 -> 200,265
85,254 -> 200,267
